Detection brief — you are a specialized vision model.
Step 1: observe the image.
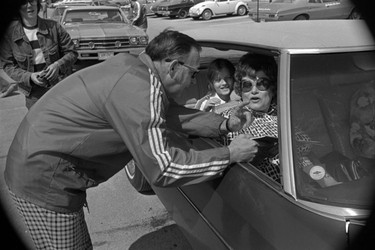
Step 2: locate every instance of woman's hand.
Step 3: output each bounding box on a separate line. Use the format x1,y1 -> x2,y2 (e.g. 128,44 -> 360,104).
227,102 -> 253,132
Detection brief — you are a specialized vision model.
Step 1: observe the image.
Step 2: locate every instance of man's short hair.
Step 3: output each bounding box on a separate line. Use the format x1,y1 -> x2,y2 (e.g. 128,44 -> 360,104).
146,29 -> 202,61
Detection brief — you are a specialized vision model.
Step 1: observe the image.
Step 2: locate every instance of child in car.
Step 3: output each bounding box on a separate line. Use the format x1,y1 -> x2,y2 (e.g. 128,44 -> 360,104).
195,58 -> 238,114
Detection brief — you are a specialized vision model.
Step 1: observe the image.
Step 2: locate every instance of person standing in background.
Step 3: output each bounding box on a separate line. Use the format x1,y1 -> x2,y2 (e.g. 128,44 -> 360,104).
40,0 -> 47,18
130,0 -> 148,32
0,0 -> 77,109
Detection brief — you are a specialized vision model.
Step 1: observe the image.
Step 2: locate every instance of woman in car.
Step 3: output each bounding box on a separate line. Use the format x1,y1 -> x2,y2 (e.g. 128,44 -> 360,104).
221,53 -> 340,186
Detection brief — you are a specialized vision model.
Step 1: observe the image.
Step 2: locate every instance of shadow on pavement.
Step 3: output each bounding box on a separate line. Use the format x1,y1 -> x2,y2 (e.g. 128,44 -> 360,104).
129,224 -> 193,250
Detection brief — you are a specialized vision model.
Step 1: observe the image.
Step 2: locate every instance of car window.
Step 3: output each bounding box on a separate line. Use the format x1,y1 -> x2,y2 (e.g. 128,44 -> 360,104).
197,45 -> 282,183
64,9 -> 126,23
290,51 -> 375,208
308,0 -> 322,3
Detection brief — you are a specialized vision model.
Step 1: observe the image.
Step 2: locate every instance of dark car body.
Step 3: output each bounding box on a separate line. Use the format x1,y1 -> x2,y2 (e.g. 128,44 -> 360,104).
248,0 -> 360,22
129,20 -> 375,249
155,0 -> 204,18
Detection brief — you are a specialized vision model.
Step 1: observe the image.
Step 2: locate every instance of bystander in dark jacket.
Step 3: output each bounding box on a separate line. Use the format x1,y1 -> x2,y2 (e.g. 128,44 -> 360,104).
130,0 -> 148,32
0,0 -> 77,108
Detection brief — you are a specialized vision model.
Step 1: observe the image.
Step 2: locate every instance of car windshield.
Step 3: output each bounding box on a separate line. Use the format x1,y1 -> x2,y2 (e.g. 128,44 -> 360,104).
290,51 -> 375,209
63,9 -> 127,23
52,6 -> 68,17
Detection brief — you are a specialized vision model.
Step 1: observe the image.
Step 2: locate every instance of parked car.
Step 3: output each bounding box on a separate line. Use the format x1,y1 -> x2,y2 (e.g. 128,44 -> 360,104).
125,20 -> 375,249
155,0 -> 204,18
248,0 -> 361,22
189,0 -> 250,20
60,6 -> 148,69
149,0 -> 169,16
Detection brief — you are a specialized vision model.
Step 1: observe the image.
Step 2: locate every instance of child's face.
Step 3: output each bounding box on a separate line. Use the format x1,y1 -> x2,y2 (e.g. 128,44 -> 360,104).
212,68 -> 234,97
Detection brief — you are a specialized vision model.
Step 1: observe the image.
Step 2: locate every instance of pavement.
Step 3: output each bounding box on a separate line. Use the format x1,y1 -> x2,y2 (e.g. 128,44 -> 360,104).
0,70 -> 31,248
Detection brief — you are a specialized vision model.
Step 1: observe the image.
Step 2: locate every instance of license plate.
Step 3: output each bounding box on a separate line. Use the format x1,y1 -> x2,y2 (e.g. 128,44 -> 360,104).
98,52 -> 114,60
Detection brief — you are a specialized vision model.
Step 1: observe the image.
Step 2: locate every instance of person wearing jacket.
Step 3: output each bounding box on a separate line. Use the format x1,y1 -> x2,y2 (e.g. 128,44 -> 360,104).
5,29 -> 258,249
0,0 -> 77,109
130,0 -> 148,32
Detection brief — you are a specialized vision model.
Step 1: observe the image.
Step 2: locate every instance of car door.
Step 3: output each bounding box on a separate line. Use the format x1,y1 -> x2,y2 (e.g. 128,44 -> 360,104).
162,134 -> 348,249
307,0 -> 343,19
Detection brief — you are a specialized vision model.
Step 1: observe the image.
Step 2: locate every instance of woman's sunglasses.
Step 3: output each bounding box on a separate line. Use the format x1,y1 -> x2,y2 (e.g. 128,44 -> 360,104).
241,76 -> 272,92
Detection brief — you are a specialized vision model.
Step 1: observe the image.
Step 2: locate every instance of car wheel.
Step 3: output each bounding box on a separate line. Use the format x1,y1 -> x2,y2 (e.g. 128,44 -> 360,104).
237,5 -> 247,16
124,160 -> 153,194
348,8 -> 361,19
178,9 -> 188,18
202,9 -> 212,20
293,14 -> 308,20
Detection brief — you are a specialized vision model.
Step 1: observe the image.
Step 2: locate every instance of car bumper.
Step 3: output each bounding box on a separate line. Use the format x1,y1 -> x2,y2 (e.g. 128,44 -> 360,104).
248,13 -> 279,22
189,12 -> 201,17
76,47 -> 145,61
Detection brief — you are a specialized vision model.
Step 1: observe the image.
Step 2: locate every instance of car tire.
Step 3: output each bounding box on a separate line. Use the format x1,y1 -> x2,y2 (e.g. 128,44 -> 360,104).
348,8 -> 361,19
293,14 -> 308,20
237,5 -> 247,16
202,9 -> 212,20
124,160 -> 154,194
178,9 -> 188,18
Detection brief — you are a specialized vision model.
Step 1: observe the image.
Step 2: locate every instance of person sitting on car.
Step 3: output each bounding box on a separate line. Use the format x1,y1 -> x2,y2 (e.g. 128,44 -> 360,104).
195,58 -> 238,114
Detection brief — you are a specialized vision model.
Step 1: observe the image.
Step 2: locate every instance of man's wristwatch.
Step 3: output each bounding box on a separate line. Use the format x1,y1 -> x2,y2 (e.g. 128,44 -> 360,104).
219,119 -> 230,135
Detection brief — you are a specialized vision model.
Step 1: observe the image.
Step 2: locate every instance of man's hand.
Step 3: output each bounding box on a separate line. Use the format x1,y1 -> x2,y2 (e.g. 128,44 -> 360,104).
44,62 -> 59,82
227,102 -> 253,132
31,72 -> 48,87
228,134 -> 258,163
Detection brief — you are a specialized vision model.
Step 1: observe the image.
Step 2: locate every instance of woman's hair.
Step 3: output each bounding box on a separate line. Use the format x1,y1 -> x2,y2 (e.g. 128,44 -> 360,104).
146,29 -> 202,61
233,53 -> 278,98
206,58 -> 235,94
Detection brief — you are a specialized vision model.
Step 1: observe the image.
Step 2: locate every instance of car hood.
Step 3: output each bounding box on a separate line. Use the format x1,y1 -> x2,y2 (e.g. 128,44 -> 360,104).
64,23 -> 146,39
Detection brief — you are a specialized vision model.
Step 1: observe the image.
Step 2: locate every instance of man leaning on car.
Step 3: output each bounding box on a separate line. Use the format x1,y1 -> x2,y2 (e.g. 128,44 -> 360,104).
4,29 -> 258,249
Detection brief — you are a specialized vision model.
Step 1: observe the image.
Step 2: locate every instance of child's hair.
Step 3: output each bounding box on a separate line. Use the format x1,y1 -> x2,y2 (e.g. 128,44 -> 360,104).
206,58 -> 235,95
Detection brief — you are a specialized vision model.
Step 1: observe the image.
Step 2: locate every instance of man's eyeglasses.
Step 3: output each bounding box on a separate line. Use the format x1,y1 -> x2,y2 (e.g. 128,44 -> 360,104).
166,59 -> 200,79
21,0 -> 37,6
241,76 -> 272,92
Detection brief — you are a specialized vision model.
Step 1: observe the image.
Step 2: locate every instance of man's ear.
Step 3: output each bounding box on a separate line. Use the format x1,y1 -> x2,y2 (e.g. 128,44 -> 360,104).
168,60 -> 179,79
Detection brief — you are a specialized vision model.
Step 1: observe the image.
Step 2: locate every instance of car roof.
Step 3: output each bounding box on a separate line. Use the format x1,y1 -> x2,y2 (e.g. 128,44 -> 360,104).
184,20 -> 375,51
